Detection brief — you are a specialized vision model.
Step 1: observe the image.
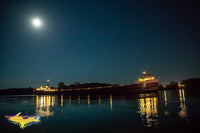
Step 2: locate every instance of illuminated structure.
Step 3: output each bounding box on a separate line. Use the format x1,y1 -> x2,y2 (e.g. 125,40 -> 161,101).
136,71 -> 159,89
137,71 -> 155,82
5,112 -> 40,129
35,80 -> 58,92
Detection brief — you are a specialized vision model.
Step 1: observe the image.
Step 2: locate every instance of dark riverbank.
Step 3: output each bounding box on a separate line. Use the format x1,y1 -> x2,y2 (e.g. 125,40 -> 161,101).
159,78 -> 200,95
0,88 -> 34,95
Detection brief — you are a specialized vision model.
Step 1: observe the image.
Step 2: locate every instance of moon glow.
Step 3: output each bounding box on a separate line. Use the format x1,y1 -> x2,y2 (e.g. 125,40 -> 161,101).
32,18 -> 42,28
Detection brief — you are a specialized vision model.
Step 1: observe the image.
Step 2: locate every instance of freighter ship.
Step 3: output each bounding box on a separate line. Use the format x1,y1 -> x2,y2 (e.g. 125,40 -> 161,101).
134,71 -> 159,91
107,71 -> 159,94
34,71 -> 159,95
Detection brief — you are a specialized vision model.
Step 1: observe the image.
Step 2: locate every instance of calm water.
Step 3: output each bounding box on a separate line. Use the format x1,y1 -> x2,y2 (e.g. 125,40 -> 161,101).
0,89 -> 199,133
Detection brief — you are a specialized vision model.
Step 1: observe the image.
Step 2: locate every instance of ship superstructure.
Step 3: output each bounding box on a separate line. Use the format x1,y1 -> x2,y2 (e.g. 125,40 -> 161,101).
136,71 -> 159,89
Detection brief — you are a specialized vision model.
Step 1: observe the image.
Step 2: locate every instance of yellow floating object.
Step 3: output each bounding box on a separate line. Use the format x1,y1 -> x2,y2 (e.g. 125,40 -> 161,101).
5,112 -> 41,129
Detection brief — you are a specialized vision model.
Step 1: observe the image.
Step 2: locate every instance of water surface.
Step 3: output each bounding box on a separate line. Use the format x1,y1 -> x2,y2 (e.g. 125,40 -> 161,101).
0,89 -> 199,133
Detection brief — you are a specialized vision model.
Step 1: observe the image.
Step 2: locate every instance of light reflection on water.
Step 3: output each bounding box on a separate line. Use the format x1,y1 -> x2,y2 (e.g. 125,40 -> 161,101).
178,89 -> 187,118
1,89 -> 195,133
137,93 -> 159,127
4,89 -> 188,131
34,89 -> 188,128
35,95 -> 55,117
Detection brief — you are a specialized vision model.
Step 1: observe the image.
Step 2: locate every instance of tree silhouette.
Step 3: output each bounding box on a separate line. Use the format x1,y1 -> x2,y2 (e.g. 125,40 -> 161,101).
58,82 -> 65,90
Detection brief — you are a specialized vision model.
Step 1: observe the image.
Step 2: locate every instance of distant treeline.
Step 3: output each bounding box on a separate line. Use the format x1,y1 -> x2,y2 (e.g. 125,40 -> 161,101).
160,78 -> 200,94
0,87 -> 34,95
57,82 -> 113,89
182,78 -> 200,95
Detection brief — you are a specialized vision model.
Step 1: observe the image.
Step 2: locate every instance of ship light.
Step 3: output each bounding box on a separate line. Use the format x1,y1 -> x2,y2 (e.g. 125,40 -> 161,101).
138,76 -> 154,82
178,84 -> 181,88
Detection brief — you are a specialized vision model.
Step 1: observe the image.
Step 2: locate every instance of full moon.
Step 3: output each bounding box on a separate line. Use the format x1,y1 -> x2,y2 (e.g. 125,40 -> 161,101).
32,18 -> 42,28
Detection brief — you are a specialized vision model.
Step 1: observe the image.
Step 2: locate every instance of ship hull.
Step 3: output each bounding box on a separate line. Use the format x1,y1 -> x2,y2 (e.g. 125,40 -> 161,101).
34,81 -> 159,95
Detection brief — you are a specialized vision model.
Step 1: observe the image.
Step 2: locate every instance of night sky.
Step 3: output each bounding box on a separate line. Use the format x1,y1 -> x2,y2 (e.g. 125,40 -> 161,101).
0,0 -> 200,89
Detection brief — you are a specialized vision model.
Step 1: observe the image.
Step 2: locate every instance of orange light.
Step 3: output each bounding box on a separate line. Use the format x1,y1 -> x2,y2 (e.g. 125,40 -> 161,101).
178,84 -> 181,88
